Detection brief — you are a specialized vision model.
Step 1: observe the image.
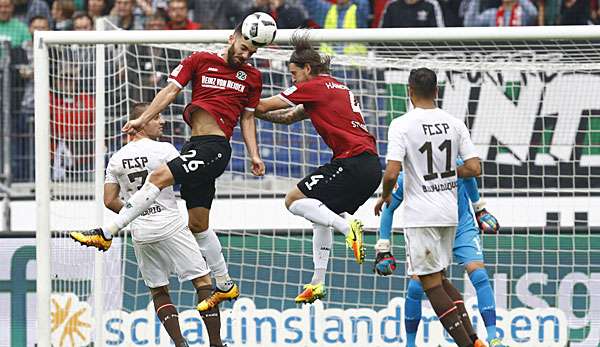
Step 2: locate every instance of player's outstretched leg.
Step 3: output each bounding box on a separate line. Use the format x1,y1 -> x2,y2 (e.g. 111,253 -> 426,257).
151,286 -> 189,347
296,223 -> 330,303
286,190 -> 365,264
192,216 -> 239,311
468,265 -> 504,346
404,278 -> 424,347
441,277 -> 488,346
70,166 -> 173,251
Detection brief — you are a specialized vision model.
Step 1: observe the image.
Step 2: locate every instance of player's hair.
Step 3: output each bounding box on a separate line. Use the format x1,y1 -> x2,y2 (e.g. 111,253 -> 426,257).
408,68 -> 437,99
233,22 -> 243,37
289,30 -> 331,75
28,15 -> 49,26
130,102 -> 150,121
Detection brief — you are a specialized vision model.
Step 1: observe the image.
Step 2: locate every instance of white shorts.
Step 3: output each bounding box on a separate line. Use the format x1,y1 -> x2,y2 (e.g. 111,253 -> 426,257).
133,227 -> 210,288
404,226 -> 455,276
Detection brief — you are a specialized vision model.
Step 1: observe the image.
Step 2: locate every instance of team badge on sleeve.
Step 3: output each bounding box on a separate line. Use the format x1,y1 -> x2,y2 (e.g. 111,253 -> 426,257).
282,85 -> 297,96
171,64 -> 183,77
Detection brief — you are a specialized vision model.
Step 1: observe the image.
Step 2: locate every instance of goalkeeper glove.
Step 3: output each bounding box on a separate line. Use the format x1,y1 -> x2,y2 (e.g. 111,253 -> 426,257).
473,200 -> 500,233
373,239 -> 397,276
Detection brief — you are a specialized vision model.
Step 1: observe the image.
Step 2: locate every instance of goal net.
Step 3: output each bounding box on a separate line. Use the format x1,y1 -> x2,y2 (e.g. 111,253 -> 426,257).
34,27 -> 600,347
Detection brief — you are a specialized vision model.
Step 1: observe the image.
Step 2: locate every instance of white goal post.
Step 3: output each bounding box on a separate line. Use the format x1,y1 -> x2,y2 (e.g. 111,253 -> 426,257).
34,26 -> 600,347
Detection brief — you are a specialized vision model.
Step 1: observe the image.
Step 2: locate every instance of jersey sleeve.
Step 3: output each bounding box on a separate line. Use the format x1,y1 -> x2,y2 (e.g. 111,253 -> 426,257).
277,80 -> 318,107
104,157 -> 118,184
166,52 -> 201,89
456,121 -> 479,160
162,143 -> 181,163
386,119 -> 406,162
245,71 -> 263,112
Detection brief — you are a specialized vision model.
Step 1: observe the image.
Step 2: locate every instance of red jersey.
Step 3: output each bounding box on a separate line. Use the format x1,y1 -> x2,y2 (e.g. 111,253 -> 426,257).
167,51 -> 262,138
49,92 -> 95,139
278,75 -> 377,159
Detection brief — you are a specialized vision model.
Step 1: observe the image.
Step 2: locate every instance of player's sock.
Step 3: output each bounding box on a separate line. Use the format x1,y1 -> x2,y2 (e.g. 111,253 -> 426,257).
152,291 -> 186,345
311,223 -> 332,285
469,268 -> 497,342
196,285 -> 223,347
103,182 -> 161,238
405,279 -> 424,347
193,229 -> 232,291
425,284 -> 474,347
288,198 -> 349,236
442,278 -> 477,342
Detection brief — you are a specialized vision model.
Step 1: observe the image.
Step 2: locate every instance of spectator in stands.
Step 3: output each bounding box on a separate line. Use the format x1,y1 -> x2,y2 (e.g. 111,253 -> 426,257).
145,9 -> 167,29
302,0 -> 369,55
51,0 -> 75,30
24,0 -> 52,26
302,0 -> 370,28
592,0 -> 600,24
72,11 -> 93,30
536,0 -> 561,25
0,0 -> 30,47
166,0 -> 200,29
249,0 -> 308,29
559,0 -> 590,24
379,0 -> 445,27
50,65 -> 95,180
86,0 -> 109,19
463,0 -> 538,26
11,15 -> 48,180
105,0 -> 144,29
190,0 -> 243,29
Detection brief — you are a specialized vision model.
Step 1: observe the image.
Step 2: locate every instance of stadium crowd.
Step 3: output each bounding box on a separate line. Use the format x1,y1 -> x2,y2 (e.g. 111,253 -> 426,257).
0,0 -> 595,184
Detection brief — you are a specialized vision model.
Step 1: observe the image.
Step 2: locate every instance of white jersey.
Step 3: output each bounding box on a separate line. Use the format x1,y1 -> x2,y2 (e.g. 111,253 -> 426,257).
105,138 -> 183,244
386,107 -> 478,228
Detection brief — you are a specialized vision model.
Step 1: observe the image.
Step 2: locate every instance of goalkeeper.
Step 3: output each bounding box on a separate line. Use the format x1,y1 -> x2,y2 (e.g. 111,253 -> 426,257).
374,159 -> 504,347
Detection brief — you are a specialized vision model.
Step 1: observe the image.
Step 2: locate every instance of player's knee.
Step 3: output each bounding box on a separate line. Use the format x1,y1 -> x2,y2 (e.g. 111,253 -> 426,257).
192,275 -> 212,288
189,219 -> 209,233
150,286 -> 169,298
465,261 -> 485,274
284,188 -> 305,210
148,165 -> 174,189
407,279 -> 424,300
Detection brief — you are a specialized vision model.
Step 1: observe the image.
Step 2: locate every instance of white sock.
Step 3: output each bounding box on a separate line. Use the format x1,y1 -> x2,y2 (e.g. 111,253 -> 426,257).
311,223 -> 331,285
194,229 -> 231,290
288,198 -> 349,236
103,182 -> 161,239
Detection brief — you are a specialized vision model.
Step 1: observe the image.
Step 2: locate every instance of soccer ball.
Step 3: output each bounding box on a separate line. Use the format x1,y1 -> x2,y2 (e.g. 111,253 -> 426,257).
241,12 -> 277,47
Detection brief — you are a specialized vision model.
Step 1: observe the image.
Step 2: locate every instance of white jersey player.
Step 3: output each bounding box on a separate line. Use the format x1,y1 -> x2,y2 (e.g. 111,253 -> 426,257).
374,68 -> 485,347
75,103 -> 226,347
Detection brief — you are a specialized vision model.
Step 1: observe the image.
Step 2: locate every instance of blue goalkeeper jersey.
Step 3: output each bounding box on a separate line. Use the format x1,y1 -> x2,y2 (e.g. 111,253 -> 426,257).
381,160 -> 480,240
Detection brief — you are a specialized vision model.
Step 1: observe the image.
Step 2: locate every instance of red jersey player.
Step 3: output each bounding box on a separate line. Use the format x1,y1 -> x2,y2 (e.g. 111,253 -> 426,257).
256,32 -> 382,304
70,22 -> 266,320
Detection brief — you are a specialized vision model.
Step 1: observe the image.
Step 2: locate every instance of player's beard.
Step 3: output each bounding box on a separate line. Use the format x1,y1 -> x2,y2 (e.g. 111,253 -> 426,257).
226,45 -> 242,69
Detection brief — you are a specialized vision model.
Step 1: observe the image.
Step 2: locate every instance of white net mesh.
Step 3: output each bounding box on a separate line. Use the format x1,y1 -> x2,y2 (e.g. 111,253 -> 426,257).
41,34 -> 599,346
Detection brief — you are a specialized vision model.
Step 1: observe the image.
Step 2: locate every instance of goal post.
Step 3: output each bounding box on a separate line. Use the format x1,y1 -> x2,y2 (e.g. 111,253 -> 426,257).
34,27 -> 600,347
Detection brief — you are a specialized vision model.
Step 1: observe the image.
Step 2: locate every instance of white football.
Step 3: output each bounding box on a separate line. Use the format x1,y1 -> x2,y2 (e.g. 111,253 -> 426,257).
241,12 -> 277,47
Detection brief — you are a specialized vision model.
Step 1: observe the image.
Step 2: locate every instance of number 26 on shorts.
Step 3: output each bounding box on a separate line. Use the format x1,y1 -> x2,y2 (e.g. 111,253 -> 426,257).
180,150 -> 204,173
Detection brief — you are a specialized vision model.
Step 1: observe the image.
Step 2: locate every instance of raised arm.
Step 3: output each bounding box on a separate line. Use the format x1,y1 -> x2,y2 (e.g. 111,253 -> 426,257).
104,183 -> 123,214
256,96 -> 309,124
240,109 -> 265,176
122,83 -> 181,134
457,157 -> 481,178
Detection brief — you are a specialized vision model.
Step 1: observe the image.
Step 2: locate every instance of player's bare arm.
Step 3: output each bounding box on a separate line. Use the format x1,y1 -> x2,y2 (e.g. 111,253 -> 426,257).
122,83 -> 181,134
457,157 -> 481,178
103,183 -> 124,214
375,160 -> 402,216
240,109 -> 266,176
256,104 -> 309,125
